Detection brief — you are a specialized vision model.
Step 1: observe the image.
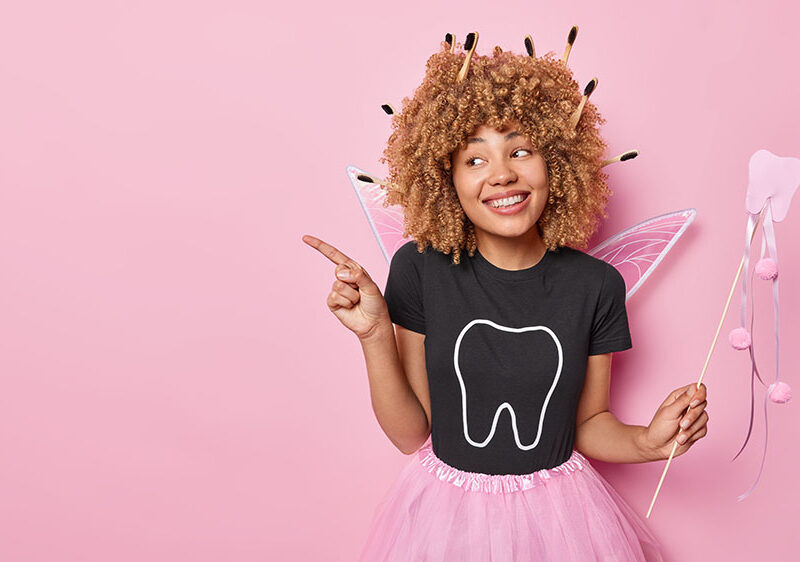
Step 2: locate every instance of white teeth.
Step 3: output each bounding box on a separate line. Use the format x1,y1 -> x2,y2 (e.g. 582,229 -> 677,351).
487,194 -> 525,208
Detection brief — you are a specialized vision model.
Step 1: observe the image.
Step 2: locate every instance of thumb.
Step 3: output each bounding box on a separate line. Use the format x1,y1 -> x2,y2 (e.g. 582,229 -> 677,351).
661,383 -> 698,419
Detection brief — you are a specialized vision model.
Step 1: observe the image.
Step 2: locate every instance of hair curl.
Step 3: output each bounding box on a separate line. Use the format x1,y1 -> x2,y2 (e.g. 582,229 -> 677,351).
381,40 -> 612,264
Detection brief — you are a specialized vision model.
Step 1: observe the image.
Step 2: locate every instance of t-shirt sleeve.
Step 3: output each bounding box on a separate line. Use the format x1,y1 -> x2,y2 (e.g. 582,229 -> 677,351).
588,264 -> 632,355
383,242 -> 426,335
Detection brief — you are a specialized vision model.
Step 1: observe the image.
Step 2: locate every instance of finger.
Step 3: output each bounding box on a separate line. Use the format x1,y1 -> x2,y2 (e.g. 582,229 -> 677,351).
686,410 -> 709,437
677,411 -> 708,445
332,279 -> 360,303
679,400 -> 707,430
661,383 -> 699,417
675,438 -> 695,457
335,265 -> 360,289
659,383 -> 696,409
688,383 -> 707,408
678,425 -> 709,452
336,260 -> 378,293
328,290 -> 355,310
672,382 -> 707,417
302,234 -> 353,266
690,399 -> 707,411
687,425 -> 708,444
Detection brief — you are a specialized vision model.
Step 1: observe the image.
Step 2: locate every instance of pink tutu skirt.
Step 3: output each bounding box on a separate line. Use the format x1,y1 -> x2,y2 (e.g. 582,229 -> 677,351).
358,439 -> 664,561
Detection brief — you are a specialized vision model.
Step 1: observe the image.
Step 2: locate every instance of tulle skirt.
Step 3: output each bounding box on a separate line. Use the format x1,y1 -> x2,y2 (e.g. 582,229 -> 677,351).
358,438 -> 664,561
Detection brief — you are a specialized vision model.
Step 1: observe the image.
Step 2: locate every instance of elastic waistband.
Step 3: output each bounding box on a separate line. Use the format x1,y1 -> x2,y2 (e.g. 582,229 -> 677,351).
416,441 -> 589,494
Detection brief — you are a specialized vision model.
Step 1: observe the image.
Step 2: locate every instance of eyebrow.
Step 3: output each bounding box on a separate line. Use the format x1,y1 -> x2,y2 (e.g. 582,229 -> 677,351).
466,131 -> 522,144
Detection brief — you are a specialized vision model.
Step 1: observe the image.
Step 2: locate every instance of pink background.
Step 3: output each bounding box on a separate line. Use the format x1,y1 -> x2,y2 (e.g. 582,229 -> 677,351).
1,1 -> 798,560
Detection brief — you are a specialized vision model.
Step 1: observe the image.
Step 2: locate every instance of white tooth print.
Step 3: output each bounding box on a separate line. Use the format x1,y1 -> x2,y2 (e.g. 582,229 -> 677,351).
454,319 -> 563,450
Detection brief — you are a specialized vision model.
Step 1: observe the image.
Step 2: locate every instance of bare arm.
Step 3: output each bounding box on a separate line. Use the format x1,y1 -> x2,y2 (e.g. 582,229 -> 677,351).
574,353 -> 656,463
576,412 -> 654,463
575,353 -> 709,463
359,322 -> 431,455
302,234 -> 431,456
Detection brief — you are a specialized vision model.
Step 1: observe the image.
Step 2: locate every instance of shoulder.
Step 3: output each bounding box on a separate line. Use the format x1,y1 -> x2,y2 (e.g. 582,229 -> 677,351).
551,246 -> 625,293
391,240 -> 429,268
551,246 -> 613,278
393,240 -> 427,260
388,240 -> 433,281
391,240 -> 451,268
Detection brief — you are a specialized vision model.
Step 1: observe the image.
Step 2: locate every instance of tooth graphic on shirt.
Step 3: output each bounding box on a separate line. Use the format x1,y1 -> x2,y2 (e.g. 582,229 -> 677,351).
453,319 -> 563,451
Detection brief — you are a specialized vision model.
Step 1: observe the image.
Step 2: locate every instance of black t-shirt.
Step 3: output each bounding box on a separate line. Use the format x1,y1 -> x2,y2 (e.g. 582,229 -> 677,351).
383,240 -> 632,475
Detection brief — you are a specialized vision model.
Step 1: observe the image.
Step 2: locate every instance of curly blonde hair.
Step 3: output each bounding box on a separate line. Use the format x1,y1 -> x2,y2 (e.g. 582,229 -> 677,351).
381,38 -> 612,264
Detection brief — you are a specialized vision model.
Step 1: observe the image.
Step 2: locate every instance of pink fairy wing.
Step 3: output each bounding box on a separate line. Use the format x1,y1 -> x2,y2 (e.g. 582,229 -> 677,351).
346,165 -> 410,265
588,209 -> 697,301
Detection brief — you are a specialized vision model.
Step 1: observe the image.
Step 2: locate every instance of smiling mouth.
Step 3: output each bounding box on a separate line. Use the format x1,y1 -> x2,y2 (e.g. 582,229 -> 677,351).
482,192 -> 531,215
483,192 -> 530,208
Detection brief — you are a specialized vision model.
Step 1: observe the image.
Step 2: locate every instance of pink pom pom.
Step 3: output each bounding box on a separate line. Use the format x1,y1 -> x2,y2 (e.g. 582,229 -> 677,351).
755,258 -> 778,280
728,327 -> 752,350
768,381 -> 792,404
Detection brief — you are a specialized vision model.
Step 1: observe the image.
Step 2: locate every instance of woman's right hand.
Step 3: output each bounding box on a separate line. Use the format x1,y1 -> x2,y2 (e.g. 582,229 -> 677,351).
302,234 -> 391,340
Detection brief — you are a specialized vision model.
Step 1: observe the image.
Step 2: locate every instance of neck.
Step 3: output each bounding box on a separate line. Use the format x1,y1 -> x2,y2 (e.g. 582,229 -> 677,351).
475,228 -> 547,270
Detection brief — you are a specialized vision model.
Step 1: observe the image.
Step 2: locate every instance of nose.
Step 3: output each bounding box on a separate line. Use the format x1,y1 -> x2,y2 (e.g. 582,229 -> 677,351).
488,158 -> 517,185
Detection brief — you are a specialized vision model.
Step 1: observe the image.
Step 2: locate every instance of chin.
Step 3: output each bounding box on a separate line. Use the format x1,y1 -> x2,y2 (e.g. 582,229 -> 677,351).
480,222 -> 540,240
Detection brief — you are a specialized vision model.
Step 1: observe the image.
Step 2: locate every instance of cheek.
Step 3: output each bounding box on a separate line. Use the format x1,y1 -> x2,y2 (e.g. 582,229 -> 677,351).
451,183 -> 480,220
528,158 -> 549,188
454,189 -> 475,218
453,174 -> 482,199
452,174 -> 477,203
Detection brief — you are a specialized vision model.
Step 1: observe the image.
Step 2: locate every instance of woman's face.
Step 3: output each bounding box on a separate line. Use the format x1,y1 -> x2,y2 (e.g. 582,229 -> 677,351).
451,122 -> 549,245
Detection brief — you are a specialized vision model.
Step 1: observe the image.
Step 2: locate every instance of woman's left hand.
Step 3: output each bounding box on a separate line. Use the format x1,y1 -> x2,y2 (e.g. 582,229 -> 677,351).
639,383 -> 709,461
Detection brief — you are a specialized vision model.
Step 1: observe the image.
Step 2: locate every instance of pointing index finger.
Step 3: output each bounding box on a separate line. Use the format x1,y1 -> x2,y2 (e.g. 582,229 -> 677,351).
302,234 -> 353,266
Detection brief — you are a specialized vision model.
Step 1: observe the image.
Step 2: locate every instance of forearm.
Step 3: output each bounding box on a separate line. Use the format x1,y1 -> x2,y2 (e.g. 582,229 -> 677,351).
575,411 -> 662,463
359,322 -> 429,454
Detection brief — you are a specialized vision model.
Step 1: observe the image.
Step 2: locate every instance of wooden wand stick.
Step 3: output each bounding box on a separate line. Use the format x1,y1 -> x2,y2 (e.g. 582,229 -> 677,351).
646,208 -> 766,518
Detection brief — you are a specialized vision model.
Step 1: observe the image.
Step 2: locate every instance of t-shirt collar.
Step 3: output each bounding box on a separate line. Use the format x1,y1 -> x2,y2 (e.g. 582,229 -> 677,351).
472,246 -> 554,281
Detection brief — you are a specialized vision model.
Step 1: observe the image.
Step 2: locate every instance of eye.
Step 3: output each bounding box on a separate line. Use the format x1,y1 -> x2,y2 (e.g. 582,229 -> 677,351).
466,149 -> 531,166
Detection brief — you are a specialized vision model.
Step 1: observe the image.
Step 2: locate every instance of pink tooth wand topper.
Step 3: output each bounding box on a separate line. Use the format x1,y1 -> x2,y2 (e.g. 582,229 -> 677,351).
730,149 -> 800,500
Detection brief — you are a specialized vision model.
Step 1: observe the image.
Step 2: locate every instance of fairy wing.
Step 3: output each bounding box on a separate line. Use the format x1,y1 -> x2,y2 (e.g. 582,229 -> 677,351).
347,165 -> 410,264
588,209 -> 697,301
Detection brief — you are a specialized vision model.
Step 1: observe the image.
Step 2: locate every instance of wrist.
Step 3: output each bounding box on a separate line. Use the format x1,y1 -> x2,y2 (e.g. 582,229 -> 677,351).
635,425 -> 662,462
358,319 -> 394,345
